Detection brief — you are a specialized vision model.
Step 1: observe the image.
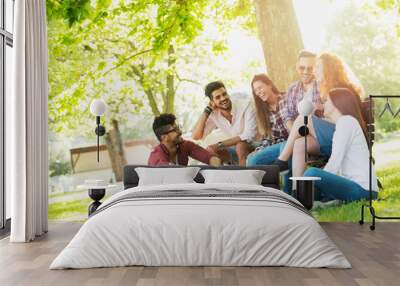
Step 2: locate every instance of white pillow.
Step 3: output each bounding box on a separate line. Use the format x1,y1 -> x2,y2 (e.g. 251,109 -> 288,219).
135,167 -> 200,186
200,169 -> 266,185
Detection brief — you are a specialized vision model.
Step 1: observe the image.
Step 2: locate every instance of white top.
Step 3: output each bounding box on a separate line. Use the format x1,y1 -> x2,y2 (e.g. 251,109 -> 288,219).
203,99 -> 257,142
77,184 -> 117,190
290,177 -> 321,181
324,115 -> 378,191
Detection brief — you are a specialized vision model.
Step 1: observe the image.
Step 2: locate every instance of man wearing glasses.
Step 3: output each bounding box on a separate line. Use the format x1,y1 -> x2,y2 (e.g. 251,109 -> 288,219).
192,81 -> 257,166
283,50 -> 322,131
148,113 -> 221,166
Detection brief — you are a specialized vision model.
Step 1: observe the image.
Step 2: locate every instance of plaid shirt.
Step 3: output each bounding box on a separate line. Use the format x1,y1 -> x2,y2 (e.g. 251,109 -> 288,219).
264,94 -> 289,144
282,80 -> 321,122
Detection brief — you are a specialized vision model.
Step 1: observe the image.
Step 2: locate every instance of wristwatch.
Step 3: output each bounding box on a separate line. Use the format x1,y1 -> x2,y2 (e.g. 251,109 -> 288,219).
204,106 -> 212,115
217,141 -> 225,150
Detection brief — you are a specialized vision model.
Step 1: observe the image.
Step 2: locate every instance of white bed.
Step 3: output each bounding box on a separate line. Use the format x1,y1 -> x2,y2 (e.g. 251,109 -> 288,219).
50,183 -> 351,269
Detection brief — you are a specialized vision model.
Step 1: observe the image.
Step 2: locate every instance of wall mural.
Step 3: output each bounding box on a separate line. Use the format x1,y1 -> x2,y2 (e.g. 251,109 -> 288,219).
46,0 -> 400,222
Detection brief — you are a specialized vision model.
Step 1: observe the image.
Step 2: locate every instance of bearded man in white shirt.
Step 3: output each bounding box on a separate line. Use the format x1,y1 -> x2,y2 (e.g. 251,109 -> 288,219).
192,81 -> 257,166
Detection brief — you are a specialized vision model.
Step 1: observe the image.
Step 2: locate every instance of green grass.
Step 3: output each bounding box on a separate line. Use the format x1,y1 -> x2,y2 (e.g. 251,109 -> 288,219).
49,164 -> 400,222
313,133 -> 400,222
313,163 -> 400,222
49,135 -> 400,222
48,194 -> 114,220
48,198 -> 92,220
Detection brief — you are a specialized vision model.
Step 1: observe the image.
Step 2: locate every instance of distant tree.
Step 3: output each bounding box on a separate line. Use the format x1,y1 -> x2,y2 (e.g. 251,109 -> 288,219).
324,1 -> 400,132
46,0 -> 240,180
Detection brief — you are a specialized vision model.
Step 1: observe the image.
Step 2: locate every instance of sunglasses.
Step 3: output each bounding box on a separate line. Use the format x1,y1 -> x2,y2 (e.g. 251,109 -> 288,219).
298,66 -> 314,72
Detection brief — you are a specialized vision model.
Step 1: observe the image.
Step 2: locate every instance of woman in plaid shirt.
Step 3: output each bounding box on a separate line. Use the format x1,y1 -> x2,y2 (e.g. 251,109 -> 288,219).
247,74 -> 289,172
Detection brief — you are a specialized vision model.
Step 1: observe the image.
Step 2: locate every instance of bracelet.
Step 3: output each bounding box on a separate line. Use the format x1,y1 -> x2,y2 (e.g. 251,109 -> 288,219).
204,106 -> 212,115
217,141 -> 225,150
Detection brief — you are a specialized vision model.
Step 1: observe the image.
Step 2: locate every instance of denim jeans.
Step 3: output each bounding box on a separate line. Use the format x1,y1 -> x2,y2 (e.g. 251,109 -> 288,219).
246,142 -> 292,194
303,167 -> 378,202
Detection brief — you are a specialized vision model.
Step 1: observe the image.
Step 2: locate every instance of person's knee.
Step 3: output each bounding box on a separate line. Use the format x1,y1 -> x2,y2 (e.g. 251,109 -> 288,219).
246,152 -> 256,166
247,151 -> 262,165
304,167 -> 320,177
293,115 -> 306,128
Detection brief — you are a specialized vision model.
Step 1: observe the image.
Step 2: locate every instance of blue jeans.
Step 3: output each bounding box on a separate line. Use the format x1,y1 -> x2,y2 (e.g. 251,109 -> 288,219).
303,167 -> 378,202
246,142 -> 292,194
312,116 -> 335,156
226,146 -> 239,164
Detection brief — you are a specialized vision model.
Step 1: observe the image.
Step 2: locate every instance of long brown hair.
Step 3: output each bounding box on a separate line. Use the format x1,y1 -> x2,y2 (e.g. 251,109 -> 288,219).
328,88 -> 368,143
251,74 -> 281,138
319,53 -> 364,101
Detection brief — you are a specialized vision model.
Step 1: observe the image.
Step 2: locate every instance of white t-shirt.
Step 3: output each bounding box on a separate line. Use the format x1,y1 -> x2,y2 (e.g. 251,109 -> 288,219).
203,99 -> 257,142
324,115 -> 378,191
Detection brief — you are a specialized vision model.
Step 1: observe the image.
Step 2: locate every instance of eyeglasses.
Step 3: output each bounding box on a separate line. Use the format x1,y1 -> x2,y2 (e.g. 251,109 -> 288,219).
162,125 -> 182,135
298,66 -> 314,72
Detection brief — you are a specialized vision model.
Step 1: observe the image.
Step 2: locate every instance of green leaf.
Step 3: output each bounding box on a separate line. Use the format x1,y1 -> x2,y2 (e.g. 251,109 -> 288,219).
97,61 -> 107,71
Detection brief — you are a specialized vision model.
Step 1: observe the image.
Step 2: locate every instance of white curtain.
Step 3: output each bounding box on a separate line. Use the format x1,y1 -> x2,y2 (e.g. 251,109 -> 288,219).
10,0 -> 48,242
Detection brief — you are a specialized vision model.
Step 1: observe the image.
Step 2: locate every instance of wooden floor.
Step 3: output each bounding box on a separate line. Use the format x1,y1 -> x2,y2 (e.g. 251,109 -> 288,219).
0,222 -> 399,286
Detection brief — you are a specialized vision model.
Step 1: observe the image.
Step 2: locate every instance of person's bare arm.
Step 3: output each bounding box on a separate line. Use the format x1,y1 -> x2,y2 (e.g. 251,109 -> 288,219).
221,136 -> 242,147
285,120 -> 294,131
207,136 -> 242,153
192,102 -> 215,140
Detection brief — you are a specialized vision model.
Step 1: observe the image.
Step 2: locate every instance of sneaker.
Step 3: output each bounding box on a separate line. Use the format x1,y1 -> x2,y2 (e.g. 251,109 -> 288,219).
272,159 -> 289,171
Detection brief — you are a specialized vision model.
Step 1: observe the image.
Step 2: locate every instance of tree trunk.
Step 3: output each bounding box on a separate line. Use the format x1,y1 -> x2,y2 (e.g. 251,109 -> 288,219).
253,0 -> 303,91
164,44 -> 176,113
105,119 -> 127,182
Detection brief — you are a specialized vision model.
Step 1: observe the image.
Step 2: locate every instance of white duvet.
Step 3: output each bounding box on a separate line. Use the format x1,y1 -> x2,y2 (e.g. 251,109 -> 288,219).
50,183 -> 351,269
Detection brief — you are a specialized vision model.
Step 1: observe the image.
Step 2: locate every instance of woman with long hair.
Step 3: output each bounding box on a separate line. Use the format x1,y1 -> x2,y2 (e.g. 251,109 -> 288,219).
273,52 -> 365,173
304,88 -> 378,202
247,74 -> 289,164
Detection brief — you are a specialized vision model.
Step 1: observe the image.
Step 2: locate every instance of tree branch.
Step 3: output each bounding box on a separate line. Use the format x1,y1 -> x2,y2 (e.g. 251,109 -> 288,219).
102,48 -> 154,76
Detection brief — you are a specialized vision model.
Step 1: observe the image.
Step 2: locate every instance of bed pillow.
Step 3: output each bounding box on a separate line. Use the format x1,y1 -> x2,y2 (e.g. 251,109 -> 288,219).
200,169 -> 266,185
135,167 -> 201,186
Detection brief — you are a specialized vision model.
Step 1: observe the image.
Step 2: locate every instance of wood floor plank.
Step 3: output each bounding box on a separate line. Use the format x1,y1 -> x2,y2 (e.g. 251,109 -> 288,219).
0,222 -> 399,286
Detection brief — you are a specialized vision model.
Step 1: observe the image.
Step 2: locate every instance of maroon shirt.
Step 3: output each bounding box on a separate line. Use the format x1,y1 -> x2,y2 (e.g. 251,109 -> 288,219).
148,140 -> 212,166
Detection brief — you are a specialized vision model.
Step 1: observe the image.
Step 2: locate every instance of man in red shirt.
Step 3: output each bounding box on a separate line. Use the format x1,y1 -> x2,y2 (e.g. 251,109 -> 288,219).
148,114 -> 221,166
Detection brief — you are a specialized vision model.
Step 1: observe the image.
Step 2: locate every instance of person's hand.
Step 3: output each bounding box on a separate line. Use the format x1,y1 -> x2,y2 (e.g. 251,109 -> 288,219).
208,101 -> 216,111
314,102 -> 324,117
314,102 -> 324,111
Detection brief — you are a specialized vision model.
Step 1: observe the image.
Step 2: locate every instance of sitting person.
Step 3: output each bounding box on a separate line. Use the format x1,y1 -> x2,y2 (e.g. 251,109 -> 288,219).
274,52 -> 365,173
246,74 -> 289,166
248,51 -> 320,193
304,88 -> 378,202
192,81 -> 257,166
148,113 -> 221,166
283,50 -> 322,131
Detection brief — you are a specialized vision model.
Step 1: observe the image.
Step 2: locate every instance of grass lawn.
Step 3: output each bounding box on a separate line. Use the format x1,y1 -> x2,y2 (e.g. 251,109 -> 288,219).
49,135 -> 400,222
313,163 -> 400,221
48,195 -> 112,220
48,198 -> 92,220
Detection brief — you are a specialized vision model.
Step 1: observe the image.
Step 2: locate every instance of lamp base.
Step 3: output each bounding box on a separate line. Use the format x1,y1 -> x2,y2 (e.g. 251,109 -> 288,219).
293,180 -> 314,210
